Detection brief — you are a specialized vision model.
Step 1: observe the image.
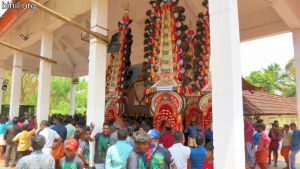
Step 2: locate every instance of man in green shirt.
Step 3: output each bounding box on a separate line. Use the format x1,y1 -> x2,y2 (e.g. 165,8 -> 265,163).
94,122 -> 111,169
65,117 -> 76,140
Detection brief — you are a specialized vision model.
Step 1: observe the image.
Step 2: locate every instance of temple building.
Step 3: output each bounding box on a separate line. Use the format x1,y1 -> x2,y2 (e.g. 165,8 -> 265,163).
0,0 -> 300,168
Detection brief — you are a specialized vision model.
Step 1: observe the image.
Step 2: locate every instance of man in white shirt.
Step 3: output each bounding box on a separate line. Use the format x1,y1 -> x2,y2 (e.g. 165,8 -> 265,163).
38,120 -> 60,154
168,131 -> 191,169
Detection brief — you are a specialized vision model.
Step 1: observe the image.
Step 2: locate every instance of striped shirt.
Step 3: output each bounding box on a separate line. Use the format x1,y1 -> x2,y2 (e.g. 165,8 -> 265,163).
16,151 -> 55,169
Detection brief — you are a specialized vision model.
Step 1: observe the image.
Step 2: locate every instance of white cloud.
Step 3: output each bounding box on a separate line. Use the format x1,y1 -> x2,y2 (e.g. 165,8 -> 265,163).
240,32 -> 294,76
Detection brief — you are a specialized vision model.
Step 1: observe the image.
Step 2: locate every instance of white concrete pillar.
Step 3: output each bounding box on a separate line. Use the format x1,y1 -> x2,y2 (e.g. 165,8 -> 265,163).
87,0 -> 108,167
0,67 -> 4,114
70,79 -> 77,116
293,29 -> 300,126
209,0 -> 245,168
36,30 -> 53,126
9,52 -> 23,119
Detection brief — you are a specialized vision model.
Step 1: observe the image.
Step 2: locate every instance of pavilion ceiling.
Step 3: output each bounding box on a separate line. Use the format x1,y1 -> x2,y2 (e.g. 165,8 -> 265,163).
0,0 -> 292,78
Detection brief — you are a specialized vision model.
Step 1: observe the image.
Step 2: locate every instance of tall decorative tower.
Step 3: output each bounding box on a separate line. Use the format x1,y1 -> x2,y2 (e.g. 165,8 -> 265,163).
143,0 -> 210,130
105,7 -> 133,123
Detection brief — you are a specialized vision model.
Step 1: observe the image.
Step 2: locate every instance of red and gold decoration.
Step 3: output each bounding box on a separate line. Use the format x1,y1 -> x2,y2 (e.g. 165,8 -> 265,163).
142,0 -> 211,130
105,8 -> 133,119
143,0 -> 210,100
195,0 -> 210,91
151,91 -> 184,131
105,99 -> 120,122
199,94 -> 212,127
185,98 -> 203,128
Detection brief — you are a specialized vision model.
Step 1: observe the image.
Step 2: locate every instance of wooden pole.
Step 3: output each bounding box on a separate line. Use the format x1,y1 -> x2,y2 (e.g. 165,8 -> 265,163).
29,0 -> 109,44
0,41 -> 57,64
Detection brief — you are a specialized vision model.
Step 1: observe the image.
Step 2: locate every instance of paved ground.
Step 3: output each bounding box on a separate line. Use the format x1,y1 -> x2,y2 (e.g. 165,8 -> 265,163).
247,154 -> 300,169
0,154 -> 299,169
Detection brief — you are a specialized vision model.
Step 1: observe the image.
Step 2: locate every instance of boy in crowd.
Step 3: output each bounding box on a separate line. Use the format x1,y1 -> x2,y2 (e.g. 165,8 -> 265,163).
65,116 -> 76,140
0,116 -> 12,159
147,129 -> 176,169
109,122 -> 120,145
169,131 -> 191,169
126,131 -> 150,169
4,117 -> 21,167
252,123 -> 261,152
50,116 -> 67,169
94,122 -> 111,169
160,120 -> 174,149
289,123 -> 300,169
244,117 -> 254,168
203,142 -> 214,169
106,128 -> 133,169
60,137 -> 84,169
38,120 -> 60,155
280,124 -> 293,169
268,122 -> 281,167
253,123 -> 271,169
185,118 -> 202,147
13,124 -> 36,160
16,135 -> 55,169
78,126 -> 94,168
190,135 -> 207,169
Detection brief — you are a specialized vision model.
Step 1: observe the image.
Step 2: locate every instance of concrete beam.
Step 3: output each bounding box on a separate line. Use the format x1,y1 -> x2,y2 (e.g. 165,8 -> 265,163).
267,0 -> 300,30
54,39 -> 75,69
57,39 -> 87,59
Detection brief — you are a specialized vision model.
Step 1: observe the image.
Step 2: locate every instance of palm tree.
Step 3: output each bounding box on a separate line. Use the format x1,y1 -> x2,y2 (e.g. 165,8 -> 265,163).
279,58 -> 296,97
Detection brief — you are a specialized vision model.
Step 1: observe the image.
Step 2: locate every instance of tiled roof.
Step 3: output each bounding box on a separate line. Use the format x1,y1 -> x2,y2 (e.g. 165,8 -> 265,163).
243,90 -> 297,116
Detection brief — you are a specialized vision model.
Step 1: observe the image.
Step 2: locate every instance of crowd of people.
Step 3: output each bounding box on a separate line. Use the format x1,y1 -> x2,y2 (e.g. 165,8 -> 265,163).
244,118 -> 300,169
1,113 -> 299,169
0,114 -> 215,169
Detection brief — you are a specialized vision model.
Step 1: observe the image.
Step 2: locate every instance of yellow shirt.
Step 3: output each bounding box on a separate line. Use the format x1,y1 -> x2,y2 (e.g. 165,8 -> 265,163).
13,129 -> 36,152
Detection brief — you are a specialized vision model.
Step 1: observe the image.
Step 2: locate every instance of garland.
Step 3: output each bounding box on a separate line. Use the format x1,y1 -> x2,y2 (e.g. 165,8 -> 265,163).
106,12 -> 133,105
143,0 -> 210,103
195,0 -> 210,90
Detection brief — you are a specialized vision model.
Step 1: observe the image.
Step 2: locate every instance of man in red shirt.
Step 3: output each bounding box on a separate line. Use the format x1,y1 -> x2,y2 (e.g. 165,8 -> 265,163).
268,123 -> 281,167
254,123 -> 271,169
203,142 -> 214,169
160,121 -> 174,148
244,117 -> 254,168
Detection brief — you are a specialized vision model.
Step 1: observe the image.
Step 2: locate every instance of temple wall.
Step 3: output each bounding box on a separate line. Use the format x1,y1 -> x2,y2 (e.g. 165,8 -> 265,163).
246,114 -> 298,130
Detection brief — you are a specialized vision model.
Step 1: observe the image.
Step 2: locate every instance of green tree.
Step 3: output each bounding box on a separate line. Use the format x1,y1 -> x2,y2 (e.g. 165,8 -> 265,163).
279,58 -> 296,96
49,77 -> 71,115
75,79 -> 88,114
245,63 -> 284,93
21,73 -> 38,105
1,72 -> 88,115
245,59 -> 296,97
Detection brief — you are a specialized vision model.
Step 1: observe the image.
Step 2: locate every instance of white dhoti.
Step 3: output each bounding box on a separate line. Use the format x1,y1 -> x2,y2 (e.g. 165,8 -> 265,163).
0,134 -> 6,146
42,147 -> 52,155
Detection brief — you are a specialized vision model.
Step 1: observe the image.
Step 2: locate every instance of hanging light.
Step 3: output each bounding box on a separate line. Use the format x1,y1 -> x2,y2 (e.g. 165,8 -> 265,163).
2,79 -> 8,91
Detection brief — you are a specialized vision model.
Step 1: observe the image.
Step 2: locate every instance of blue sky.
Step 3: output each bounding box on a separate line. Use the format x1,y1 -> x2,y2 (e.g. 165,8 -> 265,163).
1,4 -> 294,77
